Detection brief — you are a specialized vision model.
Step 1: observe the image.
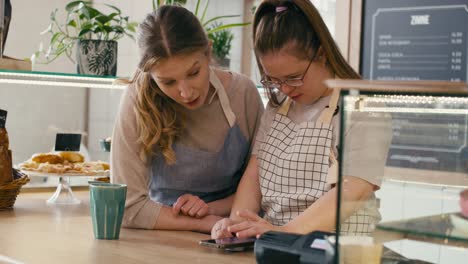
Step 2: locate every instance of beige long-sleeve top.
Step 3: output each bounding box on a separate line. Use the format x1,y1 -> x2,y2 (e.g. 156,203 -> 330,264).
111,70 -> 264,229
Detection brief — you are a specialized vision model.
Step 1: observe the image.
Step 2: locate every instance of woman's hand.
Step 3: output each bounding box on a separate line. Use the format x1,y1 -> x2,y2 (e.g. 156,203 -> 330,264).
228,209 -> 283,238
211,218 -> 238,239
173,194 -> 211,218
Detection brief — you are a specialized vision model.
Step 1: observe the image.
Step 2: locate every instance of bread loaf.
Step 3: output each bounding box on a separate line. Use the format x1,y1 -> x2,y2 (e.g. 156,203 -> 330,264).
0,124 -> 12,184
58,151 -> 84,163
31,153 -> 64,164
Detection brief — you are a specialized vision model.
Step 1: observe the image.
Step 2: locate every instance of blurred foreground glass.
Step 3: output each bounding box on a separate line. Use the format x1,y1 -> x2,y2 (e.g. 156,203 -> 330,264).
331,80 -> 468,264
89,182 -> 127,240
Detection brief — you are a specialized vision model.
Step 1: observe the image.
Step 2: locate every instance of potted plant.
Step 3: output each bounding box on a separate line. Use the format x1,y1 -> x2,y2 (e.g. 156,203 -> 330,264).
153,0 -> 249,68
208,22 -> 233,68
32,1 -> 137,76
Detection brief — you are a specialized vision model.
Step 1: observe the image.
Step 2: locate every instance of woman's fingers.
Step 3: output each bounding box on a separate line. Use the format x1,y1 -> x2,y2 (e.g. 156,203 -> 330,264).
173,194 -> 208,216
236,226 -> 259,239
180,197 -> 198,215
237,209 -> 262,221
172,195 -> 190,215
211,219 -> 235,239
188,200 -> 207,217
195,204 -> 209,218
228,211 -> 271,238
228,220 -> 253,233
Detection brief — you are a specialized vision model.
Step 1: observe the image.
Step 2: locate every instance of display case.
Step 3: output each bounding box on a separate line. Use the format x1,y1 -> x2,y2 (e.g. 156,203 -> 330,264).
328,80 -> 468,263
0,69 -> 125,202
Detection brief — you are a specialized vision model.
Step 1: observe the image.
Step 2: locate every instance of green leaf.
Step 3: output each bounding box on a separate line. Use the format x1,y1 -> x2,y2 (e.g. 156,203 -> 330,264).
95,15 -> 112,24
65,1 -> 87,12
111,25 -> 125,33
81,22 -> 92,31
78,28 -> 93,37
104,4 -> 121,15
79,4 -> 91,19
194,0 -> 201,16
50,32 -> 61,44
86,7 -> 102,19
40,24 -> 53,35
102,25 -> 114,33
93,20 -> 105,29
153,0 -> 159,10
200,0 -> 209,24
202,15 -> 241,27
206,22 -> 250,34
67,20 -> 77,28
126,22 -> 138,32
107,13 -> 119,21
49,9 -> 58,21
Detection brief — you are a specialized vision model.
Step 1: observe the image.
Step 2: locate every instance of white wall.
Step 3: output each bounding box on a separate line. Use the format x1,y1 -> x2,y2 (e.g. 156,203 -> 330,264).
92,0 -> 246,76
1,0 -> 86,165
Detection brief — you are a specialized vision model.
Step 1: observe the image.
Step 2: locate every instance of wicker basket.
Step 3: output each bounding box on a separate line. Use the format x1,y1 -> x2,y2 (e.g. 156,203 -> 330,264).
0,169 -> 30,209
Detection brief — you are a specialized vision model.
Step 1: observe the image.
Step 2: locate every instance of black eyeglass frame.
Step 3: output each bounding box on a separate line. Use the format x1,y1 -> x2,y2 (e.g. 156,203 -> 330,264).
260,54 -> 317,90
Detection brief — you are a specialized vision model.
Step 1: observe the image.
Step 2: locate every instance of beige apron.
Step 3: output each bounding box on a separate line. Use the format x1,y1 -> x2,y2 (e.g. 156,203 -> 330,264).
257,88 -> 380,235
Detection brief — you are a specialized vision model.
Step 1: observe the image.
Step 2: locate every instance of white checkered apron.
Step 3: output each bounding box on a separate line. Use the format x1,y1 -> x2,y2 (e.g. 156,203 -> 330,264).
257,89 -> 379,235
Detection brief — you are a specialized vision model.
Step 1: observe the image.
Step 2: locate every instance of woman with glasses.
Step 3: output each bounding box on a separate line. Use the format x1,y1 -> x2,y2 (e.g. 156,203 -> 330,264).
112,6 -> 264,232
211,0 -> 391,239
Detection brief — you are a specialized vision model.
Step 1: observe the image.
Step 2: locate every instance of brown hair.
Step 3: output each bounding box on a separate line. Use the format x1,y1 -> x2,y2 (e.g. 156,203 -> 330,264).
253,0 -> 360,106
121,5 -> 209,164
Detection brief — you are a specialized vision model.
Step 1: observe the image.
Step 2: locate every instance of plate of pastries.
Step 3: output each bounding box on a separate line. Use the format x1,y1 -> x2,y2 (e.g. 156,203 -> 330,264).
19,152 -> 110,176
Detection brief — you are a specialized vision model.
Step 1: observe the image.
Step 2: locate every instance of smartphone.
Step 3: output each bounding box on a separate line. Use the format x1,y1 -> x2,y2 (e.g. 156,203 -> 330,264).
199,237 -> 256,251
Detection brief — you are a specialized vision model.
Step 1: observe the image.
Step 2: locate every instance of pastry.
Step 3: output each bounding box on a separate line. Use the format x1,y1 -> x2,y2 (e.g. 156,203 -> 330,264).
19,160 -> 39,170
20,152 -> 110,176
31,153 -> 64,164
58,151 -> 84,163
74,161 -> 110,173
37,163 -> 67,174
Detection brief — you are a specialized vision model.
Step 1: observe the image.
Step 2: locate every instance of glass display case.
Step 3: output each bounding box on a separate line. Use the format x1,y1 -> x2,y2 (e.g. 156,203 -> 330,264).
329,80 -> 468,264
0,69 -> 125,203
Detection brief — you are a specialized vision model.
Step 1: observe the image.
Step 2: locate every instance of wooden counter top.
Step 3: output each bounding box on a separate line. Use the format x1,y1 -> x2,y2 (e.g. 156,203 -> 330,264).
0,191 -> 255,264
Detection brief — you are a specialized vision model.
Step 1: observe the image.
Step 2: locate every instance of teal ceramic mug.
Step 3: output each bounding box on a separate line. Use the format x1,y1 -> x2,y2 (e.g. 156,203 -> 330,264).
89,182 -> 127,240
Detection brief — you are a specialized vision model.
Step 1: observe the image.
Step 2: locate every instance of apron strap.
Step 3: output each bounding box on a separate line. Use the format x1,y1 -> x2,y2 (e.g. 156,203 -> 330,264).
317,88 -> 340,185
317,88 -> 340,124
209,68 -> 236,127
277,97 -> 293,115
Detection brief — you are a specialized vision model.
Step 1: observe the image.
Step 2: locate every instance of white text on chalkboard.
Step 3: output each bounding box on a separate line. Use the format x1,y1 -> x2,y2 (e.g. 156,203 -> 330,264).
410,14 -> 430,25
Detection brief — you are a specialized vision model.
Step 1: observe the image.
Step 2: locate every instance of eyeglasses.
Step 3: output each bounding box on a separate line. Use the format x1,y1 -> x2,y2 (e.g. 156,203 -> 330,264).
260,56 -> 315,90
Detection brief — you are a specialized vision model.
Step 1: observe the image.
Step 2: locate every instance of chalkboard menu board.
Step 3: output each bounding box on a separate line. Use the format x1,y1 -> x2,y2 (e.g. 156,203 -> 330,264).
361,0 -> 468,173
361,0 -> 467,81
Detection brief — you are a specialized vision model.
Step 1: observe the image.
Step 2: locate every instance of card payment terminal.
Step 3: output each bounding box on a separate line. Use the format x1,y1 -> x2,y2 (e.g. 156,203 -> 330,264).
254,231 -> 335,264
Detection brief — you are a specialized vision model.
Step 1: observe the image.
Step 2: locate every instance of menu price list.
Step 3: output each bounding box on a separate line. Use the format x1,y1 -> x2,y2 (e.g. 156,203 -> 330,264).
383,99 -> 468,173
369,5 -> 467,81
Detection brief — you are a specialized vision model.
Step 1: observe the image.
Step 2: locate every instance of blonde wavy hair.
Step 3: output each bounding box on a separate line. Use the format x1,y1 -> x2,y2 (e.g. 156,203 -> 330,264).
121,6 -> 209,164
253,0 -> 360,107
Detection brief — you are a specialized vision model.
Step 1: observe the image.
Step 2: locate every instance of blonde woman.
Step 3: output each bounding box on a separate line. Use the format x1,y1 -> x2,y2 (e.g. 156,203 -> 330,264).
112,6 -> 264,232
212,0 -> 391,239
